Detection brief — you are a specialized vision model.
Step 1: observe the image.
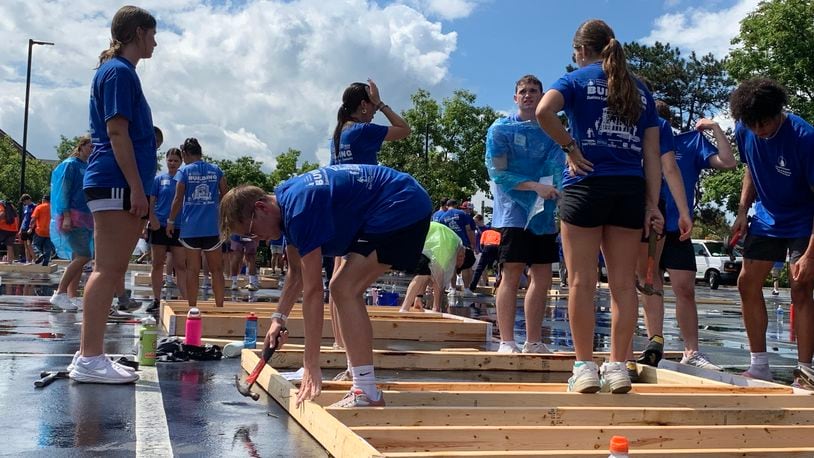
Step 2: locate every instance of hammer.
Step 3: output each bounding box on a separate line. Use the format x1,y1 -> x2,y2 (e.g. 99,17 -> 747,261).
726,229 -> 742,262
235,329 -> 285,401
35,371 -> 70,388
636,227 -> 663,297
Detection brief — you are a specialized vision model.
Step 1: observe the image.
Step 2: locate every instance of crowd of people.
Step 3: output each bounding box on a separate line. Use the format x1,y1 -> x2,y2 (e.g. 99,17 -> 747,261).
1,6 -> 812,408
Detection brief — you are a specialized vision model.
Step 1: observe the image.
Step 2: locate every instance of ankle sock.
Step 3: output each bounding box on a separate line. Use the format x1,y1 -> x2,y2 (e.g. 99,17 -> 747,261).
350,364 -> 378,399
748,352 -> 771,379
249,275 -> 258,283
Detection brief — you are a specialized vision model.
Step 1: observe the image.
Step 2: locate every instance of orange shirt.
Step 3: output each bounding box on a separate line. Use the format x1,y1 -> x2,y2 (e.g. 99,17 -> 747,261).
31,203 -> 50,238
480,229 -> 501,247
0,203 -> 18,232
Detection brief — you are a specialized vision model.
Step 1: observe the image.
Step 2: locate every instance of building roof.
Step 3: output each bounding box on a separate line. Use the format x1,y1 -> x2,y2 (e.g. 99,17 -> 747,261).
0,126 -> 39,160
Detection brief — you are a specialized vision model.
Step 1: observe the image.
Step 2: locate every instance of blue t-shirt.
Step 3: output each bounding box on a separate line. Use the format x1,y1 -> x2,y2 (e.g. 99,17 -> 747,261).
431,209 -> 446,222
736,114 -> 814,238
175,161 -> 224,238
329,123 -> 389,165
487,114 -> 564,234
657,118 -> 676,201
269,236 -> 284,247
85,56 -> 156,195
549,62 -> 658,187
275,165 -> 432,257
663,131 -> 718,232
150,171 -> 180,227
438,208 -> 476,248
20,203 -> 35,230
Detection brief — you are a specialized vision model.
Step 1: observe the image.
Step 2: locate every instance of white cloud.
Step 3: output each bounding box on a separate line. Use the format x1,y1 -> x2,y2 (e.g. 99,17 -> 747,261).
642,0 -> 760,58
398,0 -> 480,20
0,0 -> 458,169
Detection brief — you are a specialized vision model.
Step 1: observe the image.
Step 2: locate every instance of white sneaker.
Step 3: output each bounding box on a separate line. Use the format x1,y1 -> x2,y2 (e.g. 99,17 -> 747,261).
497,342 -> 520,353
680,351 -> 722,371
245,282 -> 259,292
70,297 -> 83,309
568,361 -> 601,393
67,351 -> 135,372
69,354 -> 139,384
230,281 -> 239,291
600,361 -> 632,394
446,288 -> 457,296
521,341 -> 550,353
461,288 -> 478,297
50,292 -> 78,311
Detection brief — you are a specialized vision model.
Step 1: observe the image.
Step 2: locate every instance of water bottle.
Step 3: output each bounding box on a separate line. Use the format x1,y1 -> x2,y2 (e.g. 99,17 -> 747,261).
185,307 -> 202,346
608,435 -> 629,457
244,312 -> 258,349
776,304 -> 784,325
138,316 -> 158,366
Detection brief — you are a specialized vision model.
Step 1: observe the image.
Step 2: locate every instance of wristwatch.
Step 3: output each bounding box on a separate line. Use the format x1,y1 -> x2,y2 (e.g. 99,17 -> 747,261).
560,139 -> 577,154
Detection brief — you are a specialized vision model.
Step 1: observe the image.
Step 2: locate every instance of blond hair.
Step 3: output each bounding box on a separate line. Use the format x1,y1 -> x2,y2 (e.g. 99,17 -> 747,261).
219,185 -> 267,238
71,135 -> 92,158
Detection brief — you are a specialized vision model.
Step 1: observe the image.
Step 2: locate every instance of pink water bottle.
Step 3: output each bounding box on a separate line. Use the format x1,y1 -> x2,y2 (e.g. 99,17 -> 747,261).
185,307 -> 202,346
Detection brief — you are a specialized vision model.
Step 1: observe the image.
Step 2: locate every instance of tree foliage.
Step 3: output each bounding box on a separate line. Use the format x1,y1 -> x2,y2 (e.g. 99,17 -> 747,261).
0,136 -> 51,201
212,156 -> 272,190
728,0 -> 814,121
378,89 -> 499,203
267,148 -> 319,189
55,135 -> 82,161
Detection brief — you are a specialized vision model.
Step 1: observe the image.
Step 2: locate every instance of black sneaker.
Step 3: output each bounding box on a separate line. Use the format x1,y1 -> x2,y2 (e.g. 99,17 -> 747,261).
145,299 -> 160,314
636,335 -> 664,367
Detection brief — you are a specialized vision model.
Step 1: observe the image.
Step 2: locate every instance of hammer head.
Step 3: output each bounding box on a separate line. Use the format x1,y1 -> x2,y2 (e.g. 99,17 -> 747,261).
234,374 -> 260,401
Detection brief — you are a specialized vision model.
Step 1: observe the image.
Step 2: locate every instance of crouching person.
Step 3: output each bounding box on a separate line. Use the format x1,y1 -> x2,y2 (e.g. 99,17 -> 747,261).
220,164 -> 431,407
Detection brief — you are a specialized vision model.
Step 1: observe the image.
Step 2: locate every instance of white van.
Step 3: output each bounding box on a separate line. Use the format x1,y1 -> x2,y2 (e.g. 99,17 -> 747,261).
691,239 -> 742,289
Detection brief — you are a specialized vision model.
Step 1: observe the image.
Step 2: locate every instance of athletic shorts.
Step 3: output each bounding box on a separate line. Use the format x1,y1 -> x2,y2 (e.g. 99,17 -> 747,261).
66,228 -> 93,258
0,230 -> 16,246
659,231 -> 696,271
498,228 -> 559,265
180,236 -> 222,252
743,233 -> 808,263
640,199 -> 667,242
147,226 -> 181,247
346,215 -> 431,272
19,231 -> 33,242
230,237 -> 259,254
85,187 -> 149,219
270,244 -> 284,254
414,254 -> 432,276
559,176 -> 645,229
456,248 -> 476,274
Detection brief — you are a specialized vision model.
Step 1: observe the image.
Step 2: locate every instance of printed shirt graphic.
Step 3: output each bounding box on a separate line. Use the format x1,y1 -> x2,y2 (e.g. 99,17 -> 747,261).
550,62 -> 658,188
664,131 -> 718,232
275,165 -> 431,257
736,114 -> 814,238
85,56 -> 156,195
438,209 -> 476,248
329,123 -> 389,165
175,161 -> 224,238
151,172 -> 180,227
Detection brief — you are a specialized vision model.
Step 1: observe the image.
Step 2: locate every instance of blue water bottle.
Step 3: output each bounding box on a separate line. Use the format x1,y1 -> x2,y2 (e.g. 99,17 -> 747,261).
244,312 -> 258,349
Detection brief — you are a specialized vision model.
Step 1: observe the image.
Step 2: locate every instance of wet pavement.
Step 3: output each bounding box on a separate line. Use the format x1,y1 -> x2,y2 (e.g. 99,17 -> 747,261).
0,268 -> 801,455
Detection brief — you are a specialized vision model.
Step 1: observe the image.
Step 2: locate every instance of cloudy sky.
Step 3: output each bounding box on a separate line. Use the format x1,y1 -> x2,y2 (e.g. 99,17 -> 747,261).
0,0 -> 758,168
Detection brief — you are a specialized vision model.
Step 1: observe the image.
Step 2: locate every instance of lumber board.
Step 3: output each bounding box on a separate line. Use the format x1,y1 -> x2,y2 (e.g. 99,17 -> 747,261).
353,425 -> 814,452
329,405 -> 814,427
314,390 -> 814,408
657,360 -> 803,391
260,348 -> 583,372
240,351 -> 383,458
162,303 -> 451,320
164,309 -> 489,342
382,449 -> 814,457
0,262 -> 58,273
636,364 -> 730,386
52,259 -> 152,272
133,272 -> 278,288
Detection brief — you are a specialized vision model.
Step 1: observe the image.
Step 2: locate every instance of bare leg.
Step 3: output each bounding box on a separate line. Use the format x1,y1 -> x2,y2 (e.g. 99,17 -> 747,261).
525,264 -> 552,343
204,248 -> 225,307
185,248 -> 201,308
737,259 -> 773,353
601,225 -> 642,363
669,269 -> 700,353
561,223 -> 602,361
790,263 -> 814,365
496,263 -> 524,343
150,244 -> 167,301
169,246 -> 188,299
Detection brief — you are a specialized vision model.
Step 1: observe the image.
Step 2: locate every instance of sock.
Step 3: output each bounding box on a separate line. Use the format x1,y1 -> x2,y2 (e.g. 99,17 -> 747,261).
350,364 -> 378,399
750,352 -> 769,367
231,275 -> 238,282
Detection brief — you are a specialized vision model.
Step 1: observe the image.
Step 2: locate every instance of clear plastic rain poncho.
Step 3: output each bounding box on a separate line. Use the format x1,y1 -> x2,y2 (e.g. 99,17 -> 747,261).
485,117 -> 565,235
50,157 -> 94,259
422,222 -> 462,289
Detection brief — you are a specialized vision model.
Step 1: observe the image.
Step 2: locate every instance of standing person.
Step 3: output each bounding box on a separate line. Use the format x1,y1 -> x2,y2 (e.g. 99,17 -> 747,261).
536,19 -> 663,393
771,261 -> 784,296
729,78 -> 814,385
438,199 -> 478,296
146,147 -> 188,312
486,74 -> 564,354
29,195 -> 54,266
432,198 -> 450,222
49,136 -> 94,311
269,235 -> 284,275
167,137 -> 227,308
69,6 -> 157,384
219,165 -> 431,408
0,200 -> 18,263
18,195 -> 36,262
230,235 -> 259,291
468,225 -> 501,291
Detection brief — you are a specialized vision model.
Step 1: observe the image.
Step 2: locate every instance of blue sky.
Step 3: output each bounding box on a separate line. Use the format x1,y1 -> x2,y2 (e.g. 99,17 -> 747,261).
0,0 -> 756,165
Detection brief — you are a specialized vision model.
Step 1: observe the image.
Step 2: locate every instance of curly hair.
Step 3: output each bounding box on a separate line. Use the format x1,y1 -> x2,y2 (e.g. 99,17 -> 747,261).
730,78 -> 788,127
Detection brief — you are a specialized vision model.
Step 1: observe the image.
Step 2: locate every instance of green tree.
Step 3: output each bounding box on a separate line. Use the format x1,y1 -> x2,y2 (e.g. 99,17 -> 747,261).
0,136 -> 51,201
268,148 -> 319,189
55,135 -> 82,161
212,156 -> 272,190
378,89 -> 499,203
728,0 -> 814,121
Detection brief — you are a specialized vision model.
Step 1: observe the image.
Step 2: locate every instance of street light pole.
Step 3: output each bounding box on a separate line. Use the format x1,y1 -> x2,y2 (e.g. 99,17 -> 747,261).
20,39 -> 54,197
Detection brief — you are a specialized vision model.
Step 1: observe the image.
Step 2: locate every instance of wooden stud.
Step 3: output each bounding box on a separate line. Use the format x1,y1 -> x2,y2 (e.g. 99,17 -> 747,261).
0,262 -> 57,273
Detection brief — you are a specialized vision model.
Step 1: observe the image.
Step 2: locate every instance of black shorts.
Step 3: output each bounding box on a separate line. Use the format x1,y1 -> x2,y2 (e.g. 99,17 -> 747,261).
743,233 -> 809,263
19,231 -> 33,242
498,228 -> 559,265
85,187 -> 149,219
0,230 -> 15,246
414,254 -> 432,276
640,199 -> 667,242
456,248 -> 476,273
659,231 -> 696,271
147,226 -> 182,247
180,236 -> 222,252
559,176 -> 645,229
347,215 -> 431,272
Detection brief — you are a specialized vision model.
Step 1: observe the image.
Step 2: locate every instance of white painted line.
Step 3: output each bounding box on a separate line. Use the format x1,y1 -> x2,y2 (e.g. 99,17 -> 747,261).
135,365 -> 173,457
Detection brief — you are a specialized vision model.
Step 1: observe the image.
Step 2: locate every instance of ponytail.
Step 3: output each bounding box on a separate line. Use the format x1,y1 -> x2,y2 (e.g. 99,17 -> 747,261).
98,39 -> 124,67
97,6 -> 156,68
601,38 -> 641,125
332,82 -> 371,161
332,105 -> 353,161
